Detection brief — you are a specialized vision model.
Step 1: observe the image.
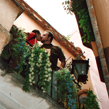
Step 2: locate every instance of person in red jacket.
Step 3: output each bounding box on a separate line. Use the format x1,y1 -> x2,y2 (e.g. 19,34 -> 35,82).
26,30 -> 41,47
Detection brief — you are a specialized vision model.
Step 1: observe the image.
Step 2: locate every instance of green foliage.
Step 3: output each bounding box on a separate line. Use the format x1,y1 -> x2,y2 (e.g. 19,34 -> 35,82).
23,44 -> 52,92
54,68 -> 78,109
1,25 -> 30,74
62,0 -> 95,43
66,35 -> 70,41
1,26 -> 52,92
77,8 -> 95,43
84,89 -> 100,109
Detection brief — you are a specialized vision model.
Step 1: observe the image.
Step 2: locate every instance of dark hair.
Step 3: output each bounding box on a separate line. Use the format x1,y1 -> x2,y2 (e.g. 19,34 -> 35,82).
32,30 -> 40,35
27,30 -> 40,42
46,30 -> 54,42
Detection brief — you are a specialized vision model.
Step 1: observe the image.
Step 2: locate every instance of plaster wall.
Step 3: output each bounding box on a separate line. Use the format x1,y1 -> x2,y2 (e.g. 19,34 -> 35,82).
0,25 -> 11,55
92,0 -> 109,48
93,0 -> 109,48
14,12 -> 44,33
0,0 -> 20,31
91,0 -> 109,82
0,0 -> 23,55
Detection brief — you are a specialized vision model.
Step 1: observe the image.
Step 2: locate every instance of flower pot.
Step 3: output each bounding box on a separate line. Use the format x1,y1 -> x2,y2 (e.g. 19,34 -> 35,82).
77,89 -> 88,104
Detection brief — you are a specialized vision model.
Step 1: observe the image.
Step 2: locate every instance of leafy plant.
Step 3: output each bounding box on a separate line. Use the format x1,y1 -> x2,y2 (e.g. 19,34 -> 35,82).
84,89 -> 100,109
62,0 -> 95,43
54,68 -> 78,109
1,25 -> 52,92
1,25 -> 30,74
23,44 -> 52,92
66,35 -> 70,41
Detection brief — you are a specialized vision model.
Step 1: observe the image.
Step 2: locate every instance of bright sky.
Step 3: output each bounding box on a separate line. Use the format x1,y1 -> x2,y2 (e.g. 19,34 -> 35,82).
24,0 -> 78,36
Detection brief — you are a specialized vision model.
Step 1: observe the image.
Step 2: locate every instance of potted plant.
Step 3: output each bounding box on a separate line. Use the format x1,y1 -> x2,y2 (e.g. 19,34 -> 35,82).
77,89 -> 100,109
1,25 -> 52,92
54,68 -> 79,109
1,25 -> 29,73
62,0 -> 95,48
77,89 -> 88,105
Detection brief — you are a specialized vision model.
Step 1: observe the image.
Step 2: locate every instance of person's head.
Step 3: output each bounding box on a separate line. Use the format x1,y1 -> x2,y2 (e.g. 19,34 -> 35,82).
41,30 -> 54,44
32,30 -> 41,41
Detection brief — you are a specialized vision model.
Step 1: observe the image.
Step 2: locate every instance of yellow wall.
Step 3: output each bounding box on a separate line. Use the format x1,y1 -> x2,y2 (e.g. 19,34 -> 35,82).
14,12 -> 44,33
0,0 -> 22,54
92,0 -> 109,85
92,0 -> 109,48
0,25 -> 12,54
0,0 -> 20,31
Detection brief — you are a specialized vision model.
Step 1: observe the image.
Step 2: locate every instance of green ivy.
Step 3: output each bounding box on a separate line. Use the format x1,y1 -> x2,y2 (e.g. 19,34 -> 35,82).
63,0 -> 95,43
84,89 -> 100,109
